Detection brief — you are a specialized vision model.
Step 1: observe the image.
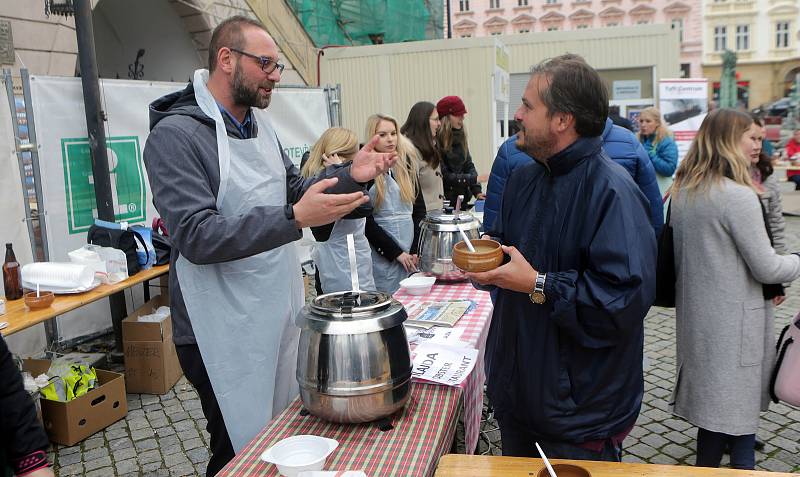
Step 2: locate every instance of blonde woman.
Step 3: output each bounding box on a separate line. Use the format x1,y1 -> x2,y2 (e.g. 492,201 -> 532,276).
669,109 -> 800,470
364,114 -> 426,294
302,128 -> 375,294
638,107 -> 678,196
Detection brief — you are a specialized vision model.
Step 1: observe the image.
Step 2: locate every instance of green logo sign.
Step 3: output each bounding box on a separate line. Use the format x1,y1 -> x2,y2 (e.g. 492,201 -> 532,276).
60,136 -> 146,234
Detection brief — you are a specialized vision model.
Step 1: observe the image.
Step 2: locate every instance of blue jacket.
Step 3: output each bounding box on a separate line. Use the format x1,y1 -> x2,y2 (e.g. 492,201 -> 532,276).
484,119 -> 664,235
486,136 -> 656,443
640,133 -> 678,178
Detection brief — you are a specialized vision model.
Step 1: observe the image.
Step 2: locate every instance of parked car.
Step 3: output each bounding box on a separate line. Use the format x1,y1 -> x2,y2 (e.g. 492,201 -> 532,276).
754,97 -> 793,117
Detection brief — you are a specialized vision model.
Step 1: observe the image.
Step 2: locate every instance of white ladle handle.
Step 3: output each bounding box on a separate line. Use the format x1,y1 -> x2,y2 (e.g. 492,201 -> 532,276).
536,442 -> 558,477
346,233 -> 360,292
458,225 -> 476,252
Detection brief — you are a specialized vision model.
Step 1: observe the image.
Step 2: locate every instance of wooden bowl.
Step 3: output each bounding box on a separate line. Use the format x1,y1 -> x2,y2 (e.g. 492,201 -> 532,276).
452,239 -> 503,273
536,464 -> 592,477
24,291 -> 54,310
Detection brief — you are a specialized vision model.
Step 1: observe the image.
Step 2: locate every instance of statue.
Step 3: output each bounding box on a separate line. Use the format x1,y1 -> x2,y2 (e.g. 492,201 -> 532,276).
719,49 -> 737,109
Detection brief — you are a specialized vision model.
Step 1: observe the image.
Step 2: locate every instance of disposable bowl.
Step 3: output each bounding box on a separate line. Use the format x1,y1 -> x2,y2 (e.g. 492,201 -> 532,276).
399,275 -> 436,295
260,435 -> 339,477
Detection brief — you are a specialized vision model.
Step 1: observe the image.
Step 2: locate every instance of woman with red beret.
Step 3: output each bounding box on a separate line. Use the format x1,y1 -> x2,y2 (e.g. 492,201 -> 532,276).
436,96 -> 487,207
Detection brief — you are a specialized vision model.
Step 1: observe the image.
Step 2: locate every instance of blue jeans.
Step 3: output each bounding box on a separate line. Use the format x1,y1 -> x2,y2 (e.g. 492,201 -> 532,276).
696,428 -> 755,470
497,415 -> 623,462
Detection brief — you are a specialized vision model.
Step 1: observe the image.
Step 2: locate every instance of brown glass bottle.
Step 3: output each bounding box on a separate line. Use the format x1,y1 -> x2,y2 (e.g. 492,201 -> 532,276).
3,243 -> 23,300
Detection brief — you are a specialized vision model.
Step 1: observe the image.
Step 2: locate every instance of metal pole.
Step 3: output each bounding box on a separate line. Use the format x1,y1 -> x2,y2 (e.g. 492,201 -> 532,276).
74,0 -> 128,358
446,0 -> 452,39
74,0 -> 114,222
21,70 -> 51,262
2,70 -> 37,261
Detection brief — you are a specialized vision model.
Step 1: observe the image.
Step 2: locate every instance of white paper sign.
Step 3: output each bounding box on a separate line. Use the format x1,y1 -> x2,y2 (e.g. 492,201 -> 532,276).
406,326 -> 465,347
411,343 -> 478,387
613,80 -> 641,100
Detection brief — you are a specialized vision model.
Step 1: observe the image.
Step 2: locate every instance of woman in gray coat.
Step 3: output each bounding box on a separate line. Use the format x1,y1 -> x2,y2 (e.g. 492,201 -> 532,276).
670,109 -> 800,470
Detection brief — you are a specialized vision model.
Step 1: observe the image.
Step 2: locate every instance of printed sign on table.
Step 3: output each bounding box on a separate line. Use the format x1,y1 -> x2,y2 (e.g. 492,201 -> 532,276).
411,342 -> 478,387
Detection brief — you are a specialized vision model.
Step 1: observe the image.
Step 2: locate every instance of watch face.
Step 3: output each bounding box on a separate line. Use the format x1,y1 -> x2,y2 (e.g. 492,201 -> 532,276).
530,291 -> 545,305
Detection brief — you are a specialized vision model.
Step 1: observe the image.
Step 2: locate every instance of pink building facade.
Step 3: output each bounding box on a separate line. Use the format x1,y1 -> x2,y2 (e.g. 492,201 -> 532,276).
445,0 -> 702,78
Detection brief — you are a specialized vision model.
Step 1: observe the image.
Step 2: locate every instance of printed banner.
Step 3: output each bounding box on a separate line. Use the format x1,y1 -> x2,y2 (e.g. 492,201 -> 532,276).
659,79 -> 709,163
28,75 -> 330,341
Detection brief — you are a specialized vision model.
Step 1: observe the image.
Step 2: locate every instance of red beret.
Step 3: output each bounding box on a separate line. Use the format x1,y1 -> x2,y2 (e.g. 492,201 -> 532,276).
436,96 -> 467,118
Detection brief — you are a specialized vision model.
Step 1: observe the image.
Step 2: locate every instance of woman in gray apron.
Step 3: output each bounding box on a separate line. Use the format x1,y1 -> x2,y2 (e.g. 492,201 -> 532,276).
302,128 -> 376,293
363,114 -> 426,294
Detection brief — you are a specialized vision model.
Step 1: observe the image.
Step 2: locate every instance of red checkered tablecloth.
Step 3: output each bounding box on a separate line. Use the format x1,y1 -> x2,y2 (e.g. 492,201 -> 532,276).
217,282 -> 493,477
394,281 -> 494,453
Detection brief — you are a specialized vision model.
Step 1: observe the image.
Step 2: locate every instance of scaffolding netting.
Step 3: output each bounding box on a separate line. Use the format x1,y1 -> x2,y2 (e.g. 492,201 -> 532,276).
287,0 -> 444,46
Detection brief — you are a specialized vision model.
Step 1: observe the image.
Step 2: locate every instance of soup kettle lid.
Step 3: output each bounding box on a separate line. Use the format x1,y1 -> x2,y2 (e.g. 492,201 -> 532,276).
424,206 -> 480,226
296,290 -> 407,334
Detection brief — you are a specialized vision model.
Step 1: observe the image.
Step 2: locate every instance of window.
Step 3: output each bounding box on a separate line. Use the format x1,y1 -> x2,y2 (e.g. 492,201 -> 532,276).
460,33 -> 472,38
671,18 -> 684,42
518,28 -> 530,33
776,21 -> 790,48
606,22 -> 619,27
490,31 -> 502,35
547,25 -> 560,31
489,0 -> 501,8
545,0 -> 558,4
518,0 -> 528,5
680,63 -> 690,78
637,19 -> 650,25
459,0 -> 470,11
735,24 -> 749,50
714,25 -> 727,51
577,24 -> 589,29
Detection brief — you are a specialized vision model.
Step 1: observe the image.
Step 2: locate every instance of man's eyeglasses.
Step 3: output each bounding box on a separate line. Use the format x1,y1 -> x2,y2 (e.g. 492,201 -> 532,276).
229,48 -> 285,74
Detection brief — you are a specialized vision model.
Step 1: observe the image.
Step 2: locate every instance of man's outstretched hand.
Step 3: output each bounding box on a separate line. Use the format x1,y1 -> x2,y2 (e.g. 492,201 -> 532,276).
350,135 -> 398,183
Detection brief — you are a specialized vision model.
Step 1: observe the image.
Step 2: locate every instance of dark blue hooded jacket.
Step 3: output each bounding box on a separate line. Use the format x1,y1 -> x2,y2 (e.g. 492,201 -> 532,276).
484,118 -> 664,235
485,136 -> 656,444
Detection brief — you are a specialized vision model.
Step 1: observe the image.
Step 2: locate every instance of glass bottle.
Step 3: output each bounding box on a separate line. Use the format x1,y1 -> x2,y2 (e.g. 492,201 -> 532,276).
3,243 -> 23,300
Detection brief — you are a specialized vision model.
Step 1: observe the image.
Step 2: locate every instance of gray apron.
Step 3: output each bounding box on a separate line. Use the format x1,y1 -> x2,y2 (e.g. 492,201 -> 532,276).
311,218 -> 375,293
368,171 -> 414,294
175,69 -> 304,452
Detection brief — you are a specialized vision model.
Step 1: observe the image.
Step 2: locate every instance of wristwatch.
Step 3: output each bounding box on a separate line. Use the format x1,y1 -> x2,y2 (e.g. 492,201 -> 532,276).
284,203 -> 295,221
529,273 -> 547,305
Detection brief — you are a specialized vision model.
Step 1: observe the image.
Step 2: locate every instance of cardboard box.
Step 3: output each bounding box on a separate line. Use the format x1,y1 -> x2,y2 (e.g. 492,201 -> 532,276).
22,359 -> 128,446
122,295 -> 183,394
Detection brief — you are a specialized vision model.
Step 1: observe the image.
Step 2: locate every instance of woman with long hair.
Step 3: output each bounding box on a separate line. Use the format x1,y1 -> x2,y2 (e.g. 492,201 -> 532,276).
302,127 -> 375,294
638,106 -> 678,196
749,114 -> 787,311
670,109 -> 800,470
364,114 -> 426,293
436,96 -> 487,207
401,101 -> 443,212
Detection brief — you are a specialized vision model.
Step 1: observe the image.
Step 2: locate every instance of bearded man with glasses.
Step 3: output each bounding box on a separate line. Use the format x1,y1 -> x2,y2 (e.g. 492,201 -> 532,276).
143,16 -> 396,476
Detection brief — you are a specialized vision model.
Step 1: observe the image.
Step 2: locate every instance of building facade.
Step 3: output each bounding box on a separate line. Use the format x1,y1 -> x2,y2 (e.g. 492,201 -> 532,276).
701,0 -> 800,108
444,0 -> 701,77
0,0 -> 315,88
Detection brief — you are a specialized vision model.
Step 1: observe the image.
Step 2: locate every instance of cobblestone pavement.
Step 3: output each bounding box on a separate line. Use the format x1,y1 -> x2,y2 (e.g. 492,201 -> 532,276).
50,216 -> 800,476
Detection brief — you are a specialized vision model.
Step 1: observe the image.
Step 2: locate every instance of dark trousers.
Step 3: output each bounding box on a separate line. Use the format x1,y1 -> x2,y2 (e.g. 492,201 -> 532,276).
790,175 -> 800,190
176,344 -> 235,477
696,428 -> 755,470
497,415 -> 623,462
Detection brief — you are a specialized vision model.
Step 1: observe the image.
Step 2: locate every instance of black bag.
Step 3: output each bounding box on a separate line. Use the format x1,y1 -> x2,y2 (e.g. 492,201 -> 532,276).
87,224 -> 145,275
654,200 -> 676,308
760,202 -> 785,300
152,233 -> 171,266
